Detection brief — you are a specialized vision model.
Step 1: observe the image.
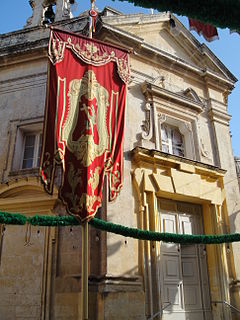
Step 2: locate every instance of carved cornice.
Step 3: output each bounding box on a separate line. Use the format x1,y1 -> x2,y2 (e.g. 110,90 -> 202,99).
208,108 -> 231,126
0,16 -> 88,61
101,12 -> 169,26
132,146 -> 227,207
202,68 -> 235,90
132,147 -> 226,205
100,19 -> 236,89
132,147 -> 226,176
141,82 -> 203,114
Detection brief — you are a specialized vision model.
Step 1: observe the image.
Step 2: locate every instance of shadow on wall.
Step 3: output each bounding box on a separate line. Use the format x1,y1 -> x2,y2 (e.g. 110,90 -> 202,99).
228,207 -> 240,234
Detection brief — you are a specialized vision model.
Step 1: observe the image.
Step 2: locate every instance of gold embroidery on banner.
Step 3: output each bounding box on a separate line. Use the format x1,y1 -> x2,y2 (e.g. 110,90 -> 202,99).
78,194 -> 101,214
49,38 -> 66,64
85,43 -> 98,55
73,42 -> 112,63
112,90 -> 119,155
117,58 -> 130,84
61,70 -> 110,167
105,90 -> 123,199
42,152 -> 52,184
108,161 -> 123,201
109,90 -> 119,152
111,163 -> 121,191
49,31 -> 130,84
88,167 -> 101,191
104,158 -> 113,173
65,163 -> 83,211
56,77 -> 67,165
64,163 -> 101,214
47,31 -> 128,217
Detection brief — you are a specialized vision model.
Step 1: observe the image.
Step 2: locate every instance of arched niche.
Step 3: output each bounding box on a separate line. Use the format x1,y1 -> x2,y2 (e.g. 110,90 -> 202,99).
0,177 -> 58,213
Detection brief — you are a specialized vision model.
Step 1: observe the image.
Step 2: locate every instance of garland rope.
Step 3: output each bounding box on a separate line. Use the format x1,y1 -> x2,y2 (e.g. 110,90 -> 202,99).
1,211 -> 240,244
115,0 -> 240,32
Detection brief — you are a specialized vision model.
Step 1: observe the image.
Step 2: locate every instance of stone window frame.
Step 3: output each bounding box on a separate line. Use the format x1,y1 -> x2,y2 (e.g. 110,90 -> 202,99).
12,122 -> 43,172
158,114 -> 195,159
2,117 -> 44,181
140,82 -> 204,161
21,131 -> 42,170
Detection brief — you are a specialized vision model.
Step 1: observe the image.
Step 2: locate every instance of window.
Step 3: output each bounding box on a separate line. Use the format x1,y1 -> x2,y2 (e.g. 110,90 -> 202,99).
158,115 -> 196,160
22,133 -> 42,169
11,122 -> 43,172
161,123 -> 184,156
140,102 -> 197,160
235,157 -> 240,177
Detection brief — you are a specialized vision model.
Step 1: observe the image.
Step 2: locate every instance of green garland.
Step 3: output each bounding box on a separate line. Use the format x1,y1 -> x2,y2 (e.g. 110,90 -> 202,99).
30,215 -> 79,226
115,0 -> 240,31
1,211 -> 240,244
0,211 -> 27,225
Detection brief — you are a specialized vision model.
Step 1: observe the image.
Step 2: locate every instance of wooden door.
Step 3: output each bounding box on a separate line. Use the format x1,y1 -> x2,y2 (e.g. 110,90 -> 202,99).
158,200 -> 212,320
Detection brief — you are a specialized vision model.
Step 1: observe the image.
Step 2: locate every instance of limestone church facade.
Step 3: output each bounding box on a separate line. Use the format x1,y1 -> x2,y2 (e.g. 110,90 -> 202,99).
0,1 -> 240,319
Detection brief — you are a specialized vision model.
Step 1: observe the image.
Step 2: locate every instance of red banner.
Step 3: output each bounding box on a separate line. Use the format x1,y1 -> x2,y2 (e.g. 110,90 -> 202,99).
189,19 -> 219,42
40,29 -> 130,221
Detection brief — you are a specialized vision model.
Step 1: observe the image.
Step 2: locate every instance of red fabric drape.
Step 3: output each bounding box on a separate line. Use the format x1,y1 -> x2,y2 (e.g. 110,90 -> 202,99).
189,19 -> 219,42
40,29 -> 130,221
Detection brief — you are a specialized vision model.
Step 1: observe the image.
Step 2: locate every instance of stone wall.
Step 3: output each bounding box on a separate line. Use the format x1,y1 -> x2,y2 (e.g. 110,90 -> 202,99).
0,9 -> 239,319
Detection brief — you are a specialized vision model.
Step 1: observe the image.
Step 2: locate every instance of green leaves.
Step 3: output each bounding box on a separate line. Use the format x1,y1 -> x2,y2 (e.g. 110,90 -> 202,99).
116,0 -> 240,31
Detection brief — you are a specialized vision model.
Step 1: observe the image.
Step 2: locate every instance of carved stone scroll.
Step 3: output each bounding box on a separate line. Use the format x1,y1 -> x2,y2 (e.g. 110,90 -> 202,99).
141,102 -> 153,141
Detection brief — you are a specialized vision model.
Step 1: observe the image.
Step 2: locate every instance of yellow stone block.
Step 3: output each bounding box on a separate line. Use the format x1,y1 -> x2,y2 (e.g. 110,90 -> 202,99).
179,162 -> 195,173
171,168 -> 201,198
150,172 -> 174,193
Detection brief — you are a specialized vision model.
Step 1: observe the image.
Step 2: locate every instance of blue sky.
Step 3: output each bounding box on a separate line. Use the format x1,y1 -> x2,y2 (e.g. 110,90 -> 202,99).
1,0 -> 240,156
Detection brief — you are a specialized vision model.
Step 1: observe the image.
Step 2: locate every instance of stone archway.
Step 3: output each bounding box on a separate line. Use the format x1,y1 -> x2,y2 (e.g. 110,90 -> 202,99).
0,177 -> 57,319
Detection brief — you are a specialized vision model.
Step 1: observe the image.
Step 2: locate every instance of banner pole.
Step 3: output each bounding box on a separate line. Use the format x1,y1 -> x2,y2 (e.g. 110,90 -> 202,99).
81,1 -> 95,318
81,221 -> 88,320
89,0 -> 94,40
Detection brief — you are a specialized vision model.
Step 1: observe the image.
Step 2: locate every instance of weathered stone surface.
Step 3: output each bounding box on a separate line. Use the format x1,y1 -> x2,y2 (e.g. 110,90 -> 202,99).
0,6 -> 239,320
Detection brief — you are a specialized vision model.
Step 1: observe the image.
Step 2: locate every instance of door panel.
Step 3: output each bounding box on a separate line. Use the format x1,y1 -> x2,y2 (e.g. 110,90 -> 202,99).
160,213 -> 179,254
163,283 -> 183,310
182,257 -> 198,282
199,246 -> 212,310
160,213 -> 183,312
160,213 -> 178,254
163,255 -> 180,280
179,215 -> 195,235
184,286 -> 200,306
181,244 -> 197,255
181,219 -> 193,235
182,256 -> 202,311
163,218 -> 175,233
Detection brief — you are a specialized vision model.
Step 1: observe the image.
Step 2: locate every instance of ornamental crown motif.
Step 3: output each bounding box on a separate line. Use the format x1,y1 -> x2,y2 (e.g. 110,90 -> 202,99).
85,43 -> 98,55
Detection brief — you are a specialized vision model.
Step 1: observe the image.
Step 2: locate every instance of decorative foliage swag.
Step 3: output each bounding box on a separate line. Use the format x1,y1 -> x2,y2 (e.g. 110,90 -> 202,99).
1,211 -> 240,244
116,0 -> 240,31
